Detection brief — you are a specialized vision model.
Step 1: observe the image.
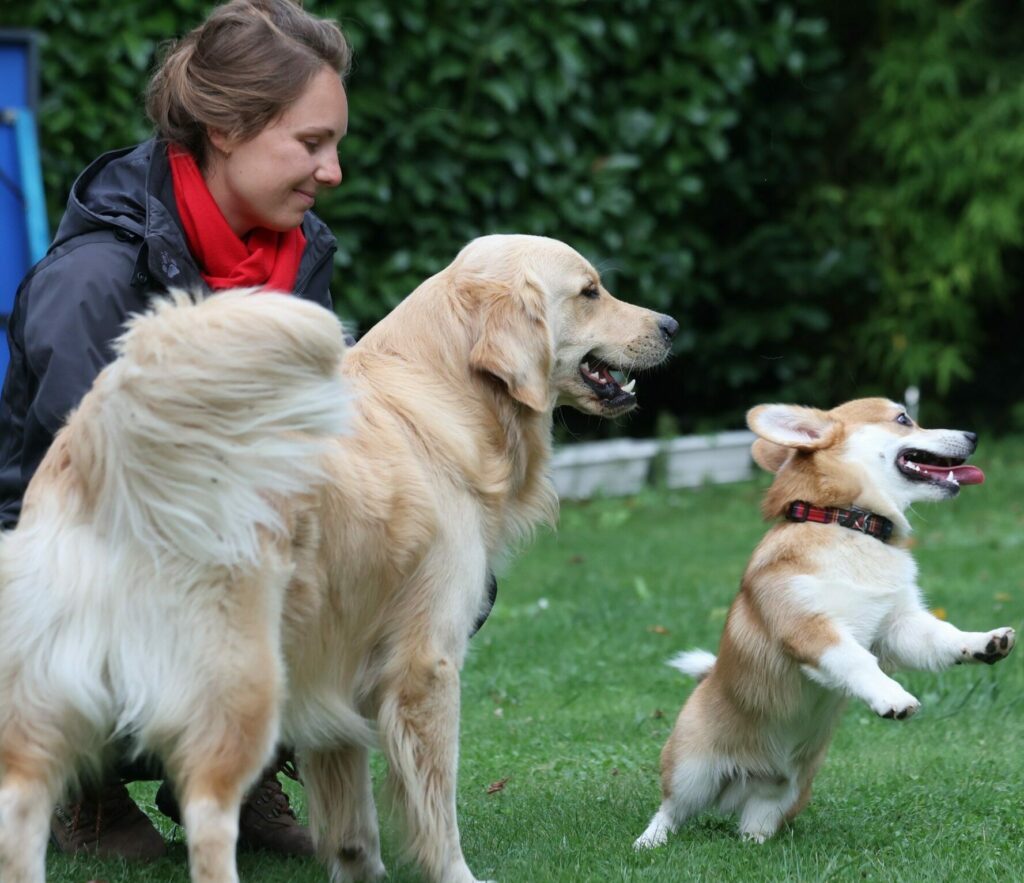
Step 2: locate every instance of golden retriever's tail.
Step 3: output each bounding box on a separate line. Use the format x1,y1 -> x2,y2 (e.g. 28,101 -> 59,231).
667,649 -> 716,682
71,289 -> 349,566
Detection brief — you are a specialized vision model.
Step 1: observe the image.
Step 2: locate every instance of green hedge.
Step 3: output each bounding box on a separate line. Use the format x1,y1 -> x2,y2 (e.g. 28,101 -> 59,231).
6,0 -> 1021,434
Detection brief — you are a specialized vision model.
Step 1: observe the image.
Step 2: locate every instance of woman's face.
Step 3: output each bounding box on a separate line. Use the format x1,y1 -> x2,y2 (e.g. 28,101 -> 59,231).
205,66 -> 349,237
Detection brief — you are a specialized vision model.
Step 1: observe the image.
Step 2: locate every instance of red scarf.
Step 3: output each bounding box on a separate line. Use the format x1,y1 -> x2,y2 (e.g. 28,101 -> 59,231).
168,146 -> 306,291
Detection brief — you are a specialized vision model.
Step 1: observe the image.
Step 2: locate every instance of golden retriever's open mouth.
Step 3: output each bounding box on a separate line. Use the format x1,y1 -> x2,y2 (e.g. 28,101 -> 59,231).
579,354 -> 637,409
897,448 -> 985,490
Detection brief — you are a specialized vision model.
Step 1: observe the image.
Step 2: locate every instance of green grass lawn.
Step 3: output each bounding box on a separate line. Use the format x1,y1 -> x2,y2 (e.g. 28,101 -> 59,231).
47,437 -> 1024,881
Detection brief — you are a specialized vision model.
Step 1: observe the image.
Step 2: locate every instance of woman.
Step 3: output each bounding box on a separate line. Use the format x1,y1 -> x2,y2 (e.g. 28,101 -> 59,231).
0,0 -> 350,861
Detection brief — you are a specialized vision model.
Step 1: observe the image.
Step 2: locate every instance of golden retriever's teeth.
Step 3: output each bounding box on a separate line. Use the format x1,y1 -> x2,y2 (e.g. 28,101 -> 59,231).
621,379 -> 636,394
582,362 -> 590,373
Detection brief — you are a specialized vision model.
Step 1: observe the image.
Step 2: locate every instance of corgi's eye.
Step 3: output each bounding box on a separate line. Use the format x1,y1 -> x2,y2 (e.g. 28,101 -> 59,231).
896,413 -> 913,426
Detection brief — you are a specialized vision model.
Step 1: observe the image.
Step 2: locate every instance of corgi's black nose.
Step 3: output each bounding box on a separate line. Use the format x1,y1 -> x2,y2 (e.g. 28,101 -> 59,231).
659,315 -> 679,343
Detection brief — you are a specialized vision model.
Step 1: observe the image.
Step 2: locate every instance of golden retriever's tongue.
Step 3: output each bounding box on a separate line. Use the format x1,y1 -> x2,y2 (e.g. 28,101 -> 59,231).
919,462 -> 985,485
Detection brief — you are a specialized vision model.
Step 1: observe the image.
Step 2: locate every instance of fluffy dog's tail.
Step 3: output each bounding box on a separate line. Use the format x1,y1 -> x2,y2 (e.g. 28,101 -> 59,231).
67,289 -> 350,566
667,649 -> 717,682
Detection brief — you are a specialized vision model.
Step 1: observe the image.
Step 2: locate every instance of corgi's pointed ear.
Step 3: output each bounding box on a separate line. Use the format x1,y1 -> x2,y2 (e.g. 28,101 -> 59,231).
747,404 -> 837,451
751,439 -> 792,473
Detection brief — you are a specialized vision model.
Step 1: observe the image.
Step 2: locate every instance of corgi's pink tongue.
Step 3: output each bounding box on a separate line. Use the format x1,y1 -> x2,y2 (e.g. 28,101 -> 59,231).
918,462 -> 986,485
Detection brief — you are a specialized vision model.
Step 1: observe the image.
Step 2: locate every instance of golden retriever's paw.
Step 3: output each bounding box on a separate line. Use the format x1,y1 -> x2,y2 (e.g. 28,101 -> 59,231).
329,848 -> 386,883
971,627 -> 1015,665
870,684 -> 920,720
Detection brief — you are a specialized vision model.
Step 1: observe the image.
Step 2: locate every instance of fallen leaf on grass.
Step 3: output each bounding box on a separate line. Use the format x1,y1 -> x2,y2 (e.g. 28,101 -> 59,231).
932,607 -> 947,620
486,777 -> 509,794
647,625 -> 669,635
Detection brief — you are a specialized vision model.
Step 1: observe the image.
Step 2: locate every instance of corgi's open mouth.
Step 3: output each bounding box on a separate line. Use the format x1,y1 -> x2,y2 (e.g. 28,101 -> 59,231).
897,449 -> 985,489
579,355 -> 636,408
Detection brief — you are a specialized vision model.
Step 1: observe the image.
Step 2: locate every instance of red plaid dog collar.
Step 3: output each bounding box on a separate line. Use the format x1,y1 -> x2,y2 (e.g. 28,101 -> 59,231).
785,500 -> 894,542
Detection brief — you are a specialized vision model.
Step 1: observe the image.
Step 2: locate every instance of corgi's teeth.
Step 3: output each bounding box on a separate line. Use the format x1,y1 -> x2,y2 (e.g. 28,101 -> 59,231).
621,379 -> 636,394
947,470 -> 957,483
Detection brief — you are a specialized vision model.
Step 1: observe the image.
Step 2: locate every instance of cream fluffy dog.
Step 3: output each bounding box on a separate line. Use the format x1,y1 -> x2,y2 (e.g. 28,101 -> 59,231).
0,235 -> 677,883
635,398 -> 1014,849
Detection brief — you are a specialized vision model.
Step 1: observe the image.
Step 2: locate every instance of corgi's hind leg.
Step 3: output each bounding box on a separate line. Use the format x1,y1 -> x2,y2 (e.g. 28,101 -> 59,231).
634,756 -> 725,850
737,776 -> 799,843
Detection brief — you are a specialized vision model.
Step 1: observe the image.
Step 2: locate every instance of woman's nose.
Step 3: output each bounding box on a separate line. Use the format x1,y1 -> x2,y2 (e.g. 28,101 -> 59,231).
315,154 -> 342,187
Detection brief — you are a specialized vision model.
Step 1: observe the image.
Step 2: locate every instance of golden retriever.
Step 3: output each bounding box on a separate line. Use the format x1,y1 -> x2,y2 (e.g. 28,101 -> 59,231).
634,398 -> 1014,850
0,235 -> 676,883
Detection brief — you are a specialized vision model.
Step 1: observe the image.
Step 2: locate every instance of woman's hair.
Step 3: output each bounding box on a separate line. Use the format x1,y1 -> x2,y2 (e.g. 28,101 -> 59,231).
146,0 -> 351,167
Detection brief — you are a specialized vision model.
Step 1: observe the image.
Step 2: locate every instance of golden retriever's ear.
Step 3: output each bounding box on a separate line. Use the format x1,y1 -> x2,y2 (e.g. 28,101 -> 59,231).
751,439 -> 792,474
747,404 -> 838,451
466,276 -> 551,412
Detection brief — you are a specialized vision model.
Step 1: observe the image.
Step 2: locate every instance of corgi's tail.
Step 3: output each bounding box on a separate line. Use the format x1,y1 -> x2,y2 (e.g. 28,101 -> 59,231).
69,289 -> 350,567
667,649 -> 717,682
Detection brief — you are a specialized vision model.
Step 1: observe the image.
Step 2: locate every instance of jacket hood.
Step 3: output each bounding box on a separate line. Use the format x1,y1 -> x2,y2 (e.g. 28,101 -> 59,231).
53,142 -> 153,248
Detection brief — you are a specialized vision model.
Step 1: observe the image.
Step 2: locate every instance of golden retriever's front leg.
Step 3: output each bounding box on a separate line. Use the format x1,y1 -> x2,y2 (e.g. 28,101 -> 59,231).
301,745 -> 385,882
379,652 -> 488,883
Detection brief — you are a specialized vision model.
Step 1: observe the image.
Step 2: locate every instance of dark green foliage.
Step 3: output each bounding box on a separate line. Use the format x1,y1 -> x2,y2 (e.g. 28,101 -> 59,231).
5,0 -> 1022,433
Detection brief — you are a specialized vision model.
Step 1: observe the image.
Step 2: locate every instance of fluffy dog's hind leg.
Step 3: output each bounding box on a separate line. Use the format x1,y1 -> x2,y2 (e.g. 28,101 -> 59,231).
0,721 -> 81,883
302,745 -> 385,882
174,727 -> 277,883
168,652 -> 282,881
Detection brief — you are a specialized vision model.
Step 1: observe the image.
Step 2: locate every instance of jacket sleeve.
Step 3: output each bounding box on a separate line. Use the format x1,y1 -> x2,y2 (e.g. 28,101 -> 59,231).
0,236 -> 149,526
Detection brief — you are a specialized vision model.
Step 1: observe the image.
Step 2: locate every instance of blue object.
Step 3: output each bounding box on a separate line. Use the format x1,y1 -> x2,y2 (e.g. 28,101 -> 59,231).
1,29 -> 46,380
12,108 -> 49,265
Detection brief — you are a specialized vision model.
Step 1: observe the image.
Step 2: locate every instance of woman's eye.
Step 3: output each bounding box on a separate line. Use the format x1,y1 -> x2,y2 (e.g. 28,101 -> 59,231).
896,413 -> 912,426
303,140 -> 319,153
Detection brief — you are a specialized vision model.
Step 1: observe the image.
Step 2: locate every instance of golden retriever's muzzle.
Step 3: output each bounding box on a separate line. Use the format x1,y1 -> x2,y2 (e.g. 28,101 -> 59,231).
575,312 -> 678,415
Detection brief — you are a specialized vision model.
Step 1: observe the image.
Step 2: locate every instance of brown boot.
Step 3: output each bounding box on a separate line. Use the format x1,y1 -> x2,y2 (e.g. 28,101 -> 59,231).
237,763 -> 315,857
50,778 -> 166,860
155,759 -> 314,857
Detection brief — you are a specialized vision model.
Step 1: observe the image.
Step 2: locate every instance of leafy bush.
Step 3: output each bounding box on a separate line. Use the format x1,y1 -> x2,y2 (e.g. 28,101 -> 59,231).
6,0 -> 1020,434
840,0 -> 1024,428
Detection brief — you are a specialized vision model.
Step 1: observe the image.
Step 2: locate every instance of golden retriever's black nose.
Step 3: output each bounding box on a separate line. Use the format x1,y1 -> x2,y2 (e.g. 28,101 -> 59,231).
659,315 -> 679,343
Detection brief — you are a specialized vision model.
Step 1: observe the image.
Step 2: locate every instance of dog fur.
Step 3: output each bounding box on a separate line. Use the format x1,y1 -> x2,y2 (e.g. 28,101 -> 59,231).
0,234 -> 676,883
634,397 -> 1014,850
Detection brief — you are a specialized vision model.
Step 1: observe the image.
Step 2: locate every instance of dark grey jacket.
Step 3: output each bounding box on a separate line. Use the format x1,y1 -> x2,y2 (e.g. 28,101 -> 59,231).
0,138 -> 337,528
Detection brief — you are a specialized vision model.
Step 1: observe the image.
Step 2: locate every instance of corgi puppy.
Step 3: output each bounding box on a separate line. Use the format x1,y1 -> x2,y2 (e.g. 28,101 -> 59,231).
635,398 -> 1015,848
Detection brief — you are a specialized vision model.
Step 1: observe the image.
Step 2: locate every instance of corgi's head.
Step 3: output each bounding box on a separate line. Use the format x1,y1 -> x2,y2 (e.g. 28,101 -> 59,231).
747,398 -> 983,532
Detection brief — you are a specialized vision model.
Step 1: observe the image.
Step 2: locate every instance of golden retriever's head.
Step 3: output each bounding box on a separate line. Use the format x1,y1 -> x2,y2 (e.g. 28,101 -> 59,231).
457,235 -> 677,417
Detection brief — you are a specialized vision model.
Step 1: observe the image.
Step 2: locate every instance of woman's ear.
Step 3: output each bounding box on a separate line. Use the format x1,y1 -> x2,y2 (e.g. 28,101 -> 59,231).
746,403 -> 838,451
206,127 -> 235,156
466,276 -> 551,413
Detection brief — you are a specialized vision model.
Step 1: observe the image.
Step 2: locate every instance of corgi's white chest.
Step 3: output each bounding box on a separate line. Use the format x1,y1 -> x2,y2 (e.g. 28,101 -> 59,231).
790,535 -> 918,647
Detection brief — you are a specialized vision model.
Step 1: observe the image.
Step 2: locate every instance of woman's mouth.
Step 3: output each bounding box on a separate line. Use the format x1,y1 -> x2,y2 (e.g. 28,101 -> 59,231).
294,189 -> 316,207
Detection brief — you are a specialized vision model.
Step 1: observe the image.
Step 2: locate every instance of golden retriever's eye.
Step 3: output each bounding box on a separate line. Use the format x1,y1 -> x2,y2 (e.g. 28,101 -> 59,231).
896,413 -> 913,426
580,284 -> 599,300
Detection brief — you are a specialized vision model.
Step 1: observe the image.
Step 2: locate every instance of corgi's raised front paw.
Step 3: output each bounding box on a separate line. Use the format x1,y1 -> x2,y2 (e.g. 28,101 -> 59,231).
971,627 -> 1015,665
870,685 -> 920,720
